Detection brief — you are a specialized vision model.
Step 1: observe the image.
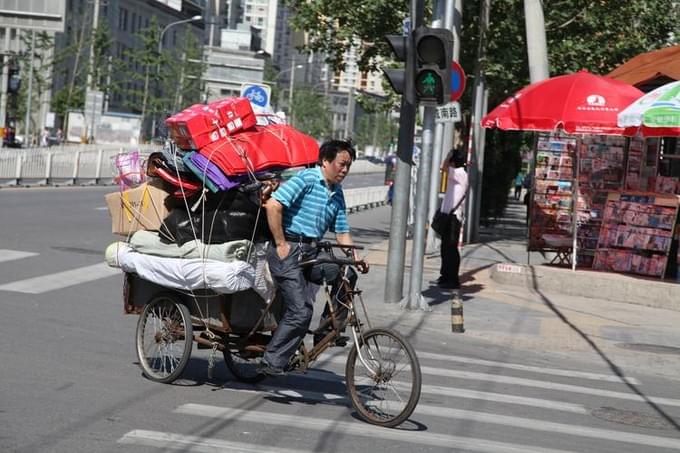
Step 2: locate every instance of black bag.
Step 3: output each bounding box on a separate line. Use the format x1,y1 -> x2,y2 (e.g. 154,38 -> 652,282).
431,211 -> 451,236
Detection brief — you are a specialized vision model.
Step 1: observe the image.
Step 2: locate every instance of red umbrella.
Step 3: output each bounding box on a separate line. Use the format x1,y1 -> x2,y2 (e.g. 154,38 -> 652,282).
481,70 -> 643,135
199,124 -> 319,175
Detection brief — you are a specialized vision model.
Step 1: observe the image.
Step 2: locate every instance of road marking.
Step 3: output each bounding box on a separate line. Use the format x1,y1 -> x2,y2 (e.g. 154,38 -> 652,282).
95,206 -> 109,210
0,262 -> 119,293
418,366 -> 680,407
219,385 -> 680,450
176,404 -> 581,453
322,355 -> 680,407
119,430 -> 310,453
415,351 -> 641,384
239,372 -> 589,414
0,249 -> 39,263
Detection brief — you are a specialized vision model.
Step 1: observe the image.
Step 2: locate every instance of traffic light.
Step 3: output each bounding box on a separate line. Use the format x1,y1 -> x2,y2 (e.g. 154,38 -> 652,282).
7,65 -> 20,94
382,34 -> 408,95
413,26 -> 453,105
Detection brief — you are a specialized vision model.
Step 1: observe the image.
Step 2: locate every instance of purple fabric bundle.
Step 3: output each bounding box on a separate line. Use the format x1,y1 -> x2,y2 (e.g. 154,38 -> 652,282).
184,152 -> 242,191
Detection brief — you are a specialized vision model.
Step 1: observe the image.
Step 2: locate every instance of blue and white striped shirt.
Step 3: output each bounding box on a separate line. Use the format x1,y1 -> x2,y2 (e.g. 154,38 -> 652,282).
272,167 -> 349,239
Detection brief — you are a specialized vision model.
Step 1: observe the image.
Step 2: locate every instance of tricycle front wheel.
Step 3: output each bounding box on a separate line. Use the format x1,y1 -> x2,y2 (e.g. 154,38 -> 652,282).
345,328 -> 421,427
135,293 -> 193,383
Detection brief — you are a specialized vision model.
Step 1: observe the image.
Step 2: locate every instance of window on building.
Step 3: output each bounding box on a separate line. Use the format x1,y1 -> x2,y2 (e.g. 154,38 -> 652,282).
138,15 -> 143,31
131,13 -> 136,32
118,8 -> 128,31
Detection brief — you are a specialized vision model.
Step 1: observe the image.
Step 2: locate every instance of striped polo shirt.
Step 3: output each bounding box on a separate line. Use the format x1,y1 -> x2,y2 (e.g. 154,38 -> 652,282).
272,167 -> 349,239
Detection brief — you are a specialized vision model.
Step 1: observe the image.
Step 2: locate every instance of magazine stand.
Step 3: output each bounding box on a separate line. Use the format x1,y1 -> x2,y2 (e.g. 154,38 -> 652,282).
574,135 -> 627,268
593,192 -> 680,278
528,133 -> 577,265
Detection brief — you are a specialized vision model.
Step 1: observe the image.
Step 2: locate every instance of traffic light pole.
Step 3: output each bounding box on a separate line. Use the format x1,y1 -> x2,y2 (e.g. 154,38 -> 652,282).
384,0 -> 423,304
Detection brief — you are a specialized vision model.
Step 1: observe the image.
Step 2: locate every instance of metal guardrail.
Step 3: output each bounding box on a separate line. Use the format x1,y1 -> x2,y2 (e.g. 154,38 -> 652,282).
0,144 -> 160,187
344,186 -> 389,211
0,145 -> 386,187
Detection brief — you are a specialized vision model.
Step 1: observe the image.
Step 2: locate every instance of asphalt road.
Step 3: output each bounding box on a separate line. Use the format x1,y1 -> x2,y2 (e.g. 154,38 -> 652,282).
1,186 -> 680,452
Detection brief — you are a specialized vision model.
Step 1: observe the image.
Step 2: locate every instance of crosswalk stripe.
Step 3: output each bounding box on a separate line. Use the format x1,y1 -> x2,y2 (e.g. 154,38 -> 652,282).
419,366 -> 680,407
322,355 -> 680,407
0,262 -> 119,293
254,370 -> 589,414
176,403 -> 581,453
416,351 -> 641,385
0,249 -> 39,263
221,384 -> 680,450
118,430 -> 310,453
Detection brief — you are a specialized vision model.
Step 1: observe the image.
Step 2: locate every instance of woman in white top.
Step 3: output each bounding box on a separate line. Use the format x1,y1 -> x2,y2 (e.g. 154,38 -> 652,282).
437,149 -> 468,289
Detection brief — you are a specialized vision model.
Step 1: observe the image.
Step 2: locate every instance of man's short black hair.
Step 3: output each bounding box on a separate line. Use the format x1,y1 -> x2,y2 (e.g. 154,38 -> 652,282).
318,139 -> 356,165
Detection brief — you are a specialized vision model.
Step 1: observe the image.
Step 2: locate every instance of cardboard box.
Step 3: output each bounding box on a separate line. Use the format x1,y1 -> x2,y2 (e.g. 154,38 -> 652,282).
105,179 -> 171,235
209,97 -> 256,134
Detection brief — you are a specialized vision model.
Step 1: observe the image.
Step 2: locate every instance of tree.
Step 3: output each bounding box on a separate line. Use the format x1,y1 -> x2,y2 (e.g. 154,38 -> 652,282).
15,30 -> 55,141
353,111 -> 397,154
285,0 -> 679,221
290,87 -> 332,139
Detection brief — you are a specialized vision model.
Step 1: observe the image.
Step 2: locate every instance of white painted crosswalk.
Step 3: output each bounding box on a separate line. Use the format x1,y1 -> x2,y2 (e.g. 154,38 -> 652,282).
0,249 -> 39,263
115,349 -> 680,453
0,262 -> 119,293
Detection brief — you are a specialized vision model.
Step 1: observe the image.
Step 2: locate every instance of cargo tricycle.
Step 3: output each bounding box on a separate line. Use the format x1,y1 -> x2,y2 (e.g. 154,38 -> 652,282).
124,241 -> 422,427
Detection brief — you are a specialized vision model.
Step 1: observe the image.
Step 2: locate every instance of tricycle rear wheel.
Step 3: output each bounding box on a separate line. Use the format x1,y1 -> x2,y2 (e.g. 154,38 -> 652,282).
136,293 -> 193,383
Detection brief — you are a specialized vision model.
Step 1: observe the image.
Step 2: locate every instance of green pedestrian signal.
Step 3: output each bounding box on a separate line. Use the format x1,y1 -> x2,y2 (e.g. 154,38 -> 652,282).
413,26 -> 453,105
416,70 -> 440,97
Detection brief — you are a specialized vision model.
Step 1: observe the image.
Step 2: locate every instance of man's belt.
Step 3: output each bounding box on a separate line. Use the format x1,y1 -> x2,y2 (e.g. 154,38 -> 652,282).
284,234 -> 318,244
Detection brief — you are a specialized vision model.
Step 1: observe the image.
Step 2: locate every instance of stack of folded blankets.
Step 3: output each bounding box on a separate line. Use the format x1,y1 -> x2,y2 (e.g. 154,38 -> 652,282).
104,96 -> 320,299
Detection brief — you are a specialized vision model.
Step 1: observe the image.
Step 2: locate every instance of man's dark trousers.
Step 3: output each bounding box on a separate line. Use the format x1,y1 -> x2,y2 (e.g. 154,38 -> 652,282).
263,242 -> 357,370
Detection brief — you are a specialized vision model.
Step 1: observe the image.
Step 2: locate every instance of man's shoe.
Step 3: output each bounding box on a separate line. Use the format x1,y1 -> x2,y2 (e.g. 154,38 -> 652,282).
314,334 -> 350,348
257,361 -> 286,376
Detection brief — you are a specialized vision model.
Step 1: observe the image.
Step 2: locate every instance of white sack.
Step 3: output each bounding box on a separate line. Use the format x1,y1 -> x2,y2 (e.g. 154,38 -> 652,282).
114,246 -> 255,294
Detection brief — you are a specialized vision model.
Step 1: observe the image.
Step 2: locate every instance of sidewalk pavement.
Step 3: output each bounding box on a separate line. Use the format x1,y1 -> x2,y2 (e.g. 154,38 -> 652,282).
362,198 -> 680,312
351,199 -> 680,380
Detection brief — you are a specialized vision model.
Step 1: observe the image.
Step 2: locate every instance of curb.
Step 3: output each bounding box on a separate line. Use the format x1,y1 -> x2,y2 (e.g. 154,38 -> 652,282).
490,262 -> 680,312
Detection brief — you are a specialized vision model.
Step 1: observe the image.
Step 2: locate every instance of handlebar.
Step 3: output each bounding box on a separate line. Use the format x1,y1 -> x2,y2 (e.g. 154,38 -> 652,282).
297,241 -> 365,268
299,256 -> 358,267
316,241 -> 364,251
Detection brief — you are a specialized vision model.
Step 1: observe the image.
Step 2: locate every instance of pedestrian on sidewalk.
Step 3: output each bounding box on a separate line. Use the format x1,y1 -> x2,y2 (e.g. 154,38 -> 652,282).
513,172 -> 524,200
258,139 -> 369,376
437,148 -> 469,290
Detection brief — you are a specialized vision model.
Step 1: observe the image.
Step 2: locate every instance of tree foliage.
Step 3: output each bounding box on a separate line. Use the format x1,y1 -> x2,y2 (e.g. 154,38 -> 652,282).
284,0 -> 679,220
290,87 -> 332,139
353,111 -> 398,154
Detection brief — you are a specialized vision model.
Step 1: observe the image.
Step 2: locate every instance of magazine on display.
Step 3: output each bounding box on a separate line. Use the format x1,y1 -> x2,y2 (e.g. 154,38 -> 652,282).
593,192 -> 680,278
575,136 -> 627,267
529,133 -> 577,251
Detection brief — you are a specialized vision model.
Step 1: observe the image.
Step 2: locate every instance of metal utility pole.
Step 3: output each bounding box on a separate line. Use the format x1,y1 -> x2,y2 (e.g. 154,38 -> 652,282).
524,0 -> 549,83
288,57 -> 296,125
344,87 -> 355,138
405,1 -> 446,310
426,0 -> 460,254
464,0 -> 490,244
86,0 -> 99,142
23,30 -> 35,146
384,0 -> 424,304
